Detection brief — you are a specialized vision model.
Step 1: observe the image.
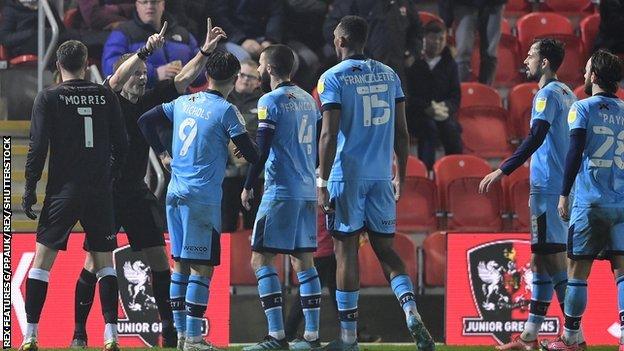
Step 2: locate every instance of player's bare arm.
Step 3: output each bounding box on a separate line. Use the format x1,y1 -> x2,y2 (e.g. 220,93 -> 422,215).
108,21 -> 168,91
174,18 -> 226,93
317,109 -> 340,213
394,100 -> 409,201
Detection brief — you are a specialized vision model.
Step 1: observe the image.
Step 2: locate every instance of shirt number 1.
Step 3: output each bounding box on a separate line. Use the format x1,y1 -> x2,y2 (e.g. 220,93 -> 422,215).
78,107 -> 94,148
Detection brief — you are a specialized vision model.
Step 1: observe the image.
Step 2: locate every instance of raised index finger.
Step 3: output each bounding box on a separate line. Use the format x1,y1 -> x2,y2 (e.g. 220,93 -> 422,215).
159,21 -> 168,36
207,18 -> 212,34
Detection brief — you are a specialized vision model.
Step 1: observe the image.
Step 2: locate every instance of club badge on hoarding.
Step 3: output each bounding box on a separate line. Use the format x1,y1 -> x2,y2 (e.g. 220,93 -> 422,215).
463,240 -> 559,344
114,245 -> 207,347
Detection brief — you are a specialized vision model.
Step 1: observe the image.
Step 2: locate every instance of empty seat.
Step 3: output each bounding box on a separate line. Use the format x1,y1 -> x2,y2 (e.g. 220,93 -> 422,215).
546,34 -> 584,85
433,154 -> 492,209
541,0 -> 592,14
471,33 -> 521,87
508,82 -> 540,142
64,8 -> 79,28
457,106 -> 512,158
422,232 -> 446,287
460,82 -> 503,108
502,163 -> 530,232
580,13 -> 600,57
407,155 -> 428,177
397,176 -> 438,232
359,233 -> 417,287
418,11 -> 444,26
230,230 -> 284,285
516,13 -> 574,55
504,0 -> 531,18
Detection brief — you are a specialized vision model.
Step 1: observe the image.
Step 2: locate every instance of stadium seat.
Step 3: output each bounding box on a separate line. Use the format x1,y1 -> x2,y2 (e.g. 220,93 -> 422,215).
516,13 -> 574,55
460,82 -> 502,108
407,156 -> 428,177
504,0 -> 531,18
422,232 -> 446,287
471,33 -> 521,87
9,54 -> 38,67
580,14 -> 600,57
457,106 -> 512,158
418,11 -> 444,26
545,34 -> 584,85
445,176 -> 504,231
359,233 -> 417,287
433,154 -> 492,209
502,162 -> 530,232
396,176 -> 438,232
574,85 -> 624,100
508,82 -> 539,143
501,18 -> 512,35
230,230 -> 285,285
0,46 -> 7,61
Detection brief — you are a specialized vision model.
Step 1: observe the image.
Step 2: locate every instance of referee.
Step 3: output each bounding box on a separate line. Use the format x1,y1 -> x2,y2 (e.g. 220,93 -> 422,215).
70,19 -> 227,349
20,40 -> 128,351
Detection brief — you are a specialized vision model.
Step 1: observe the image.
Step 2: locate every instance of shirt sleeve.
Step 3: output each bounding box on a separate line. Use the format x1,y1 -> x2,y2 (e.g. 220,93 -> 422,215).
257,95 -> 279,130
532,89 -> 558,124
567,101 -> 588,131
318,71 -> 341,111
395,72 -> 405,102
222,105 -> 247,138
24,91 -> 51,188
161,99 -> 176,122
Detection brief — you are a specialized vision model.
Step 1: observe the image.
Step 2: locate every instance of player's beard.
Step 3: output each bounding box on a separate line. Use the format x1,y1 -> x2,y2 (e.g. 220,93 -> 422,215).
260,70 -> 272,93
526,64 -> 542,81
583,78 -> 593,96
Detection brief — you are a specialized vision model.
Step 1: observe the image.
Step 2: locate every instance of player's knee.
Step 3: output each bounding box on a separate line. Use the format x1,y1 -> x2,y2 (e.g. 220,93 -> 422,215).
173,261 -> 190,275
569,260 -> 592,280
83,253 -> 96,273
290,253 -> 314,272
32,243 -> 59,270
190,263 -> 213,278
250,251 -> 274,271
143,246 -> 170,272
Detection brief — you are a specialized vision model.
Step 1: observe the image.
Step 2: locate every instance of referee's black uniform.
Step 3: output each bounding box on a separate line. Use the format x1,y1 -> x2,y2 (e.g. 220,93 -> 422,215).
102,78 -> 179,249
25,79 -> 128,251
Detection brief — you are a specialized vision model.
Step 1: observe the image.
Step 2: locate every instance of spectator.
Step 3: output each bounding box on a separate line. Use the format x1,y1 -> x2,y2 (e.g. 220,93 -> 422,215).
439,0 -> 506,85
323,0 -> 423,83
406,21 -> 462,170
73,0 -> 135,31
215,0 -> 320,91
222,59 -> 263,233
102,0 -> 201,88
594,0 -> 624,54
0,0 -> 82,59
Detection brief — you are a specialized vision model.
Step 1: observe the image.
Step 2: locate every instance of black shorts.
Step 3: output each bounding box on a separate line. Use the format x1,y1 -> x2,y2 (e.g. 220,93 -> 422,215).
84,188 -> 166,251
37,193 -> 117,252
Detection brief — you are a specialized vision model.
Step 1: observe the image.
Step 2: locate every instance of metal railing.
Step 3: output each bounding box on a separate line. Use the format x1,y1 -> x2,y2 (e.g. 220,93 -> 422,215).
37,0 -> 60,91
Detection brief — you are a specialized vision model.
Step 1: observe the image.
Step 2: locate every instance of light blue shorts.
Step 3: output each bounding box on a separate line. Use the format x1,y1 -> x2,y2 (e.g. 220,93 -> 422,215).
529,193 -> 567,254
568,205 -> 624,260
327,180 -> 396,237
251,199 -> 317,254
166,193 -> 221,265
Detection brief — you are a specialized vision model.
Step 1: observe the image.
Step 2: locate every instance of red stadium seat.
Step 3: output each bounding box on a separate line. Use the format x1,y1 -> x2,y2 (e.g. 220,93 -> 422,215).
433,154 -> 492,209
407,156 -> 428,177
541,0 -> 593,15
580,14 -> 600,57
418,11 -> 444,26
508,82 -> 539,143
397,176 -> 438,232
422,232 -> 446,287
501,18 -> 513,36
516,13 -> 574,55
460,82 -> 502,108
457,106 -> 512,158
9,55 -> 38,67
504,0 -> 531,18
544,34 -> 584,85
502,163 -> 530,231
359,233 -> 417,287
445,176 -> 504,231
230,230 -> 284,285
471,33 -> 521,87
0,46 -> 7,61
574,85 -> 624,100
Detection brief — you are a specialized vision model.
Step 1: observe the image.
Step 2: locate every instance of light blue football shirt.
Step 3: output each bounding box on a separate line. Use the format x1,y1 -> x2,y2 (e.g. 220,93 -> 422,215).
258,83 -> 320,200
529,80 -> 577,194
162,90 -> 247,205
318,56 -> 404,181
568,93 -> 624,207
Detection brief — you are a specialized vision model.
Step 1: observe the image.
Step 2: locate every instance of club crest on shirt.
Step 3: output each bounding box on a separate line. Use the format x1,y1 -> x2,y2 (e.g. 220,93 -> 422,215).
568,108 -> 577,123
258,106 -> 268,120
317,78 -> 325,94
535,97 -> 547,113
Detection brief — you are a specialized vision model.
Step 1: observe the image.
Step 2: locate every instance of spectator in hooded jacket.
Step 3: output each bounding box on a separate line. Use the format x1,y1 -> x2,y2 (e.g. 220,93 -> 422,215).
594,0 -> 624,54
101,0 -> 201,88
406,21 -> 462,170
439,0 -> 507,85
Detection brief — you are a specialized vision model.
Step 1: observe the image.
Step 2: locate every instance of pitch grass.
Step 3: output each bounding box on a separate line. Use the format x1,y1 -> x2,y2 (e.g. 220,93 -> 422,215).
15,345 -> 619,350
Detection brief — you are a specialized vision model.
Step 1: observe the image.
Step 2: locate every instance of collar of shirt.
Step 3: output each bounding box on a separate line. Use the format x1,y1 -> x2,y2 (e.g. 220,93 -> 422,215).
426,56 -> 442,70
595,91 -> 618,98
206,89 -> 224,98
345,54 -> 367,60
276,81 -> 294,89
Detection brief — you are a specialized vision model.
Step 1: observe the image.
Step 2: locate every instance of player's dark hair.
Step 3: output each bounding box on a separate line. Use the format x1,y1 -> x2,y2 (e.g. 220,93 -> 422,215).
261,44 -> 295,77
205,51 -> 240,82
589,49 -> 622,94
424,20 -> 446,35
113,53 -> 135,73
56,40 -> 88,72
338,15 -> 368,49
533,38 -> 565,73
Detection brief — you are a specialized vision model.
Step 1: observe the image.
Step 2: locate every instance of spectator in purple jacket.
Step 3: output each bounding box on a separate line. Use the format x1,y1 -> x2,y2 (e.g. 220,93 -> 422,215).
101,0 -> 201,88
